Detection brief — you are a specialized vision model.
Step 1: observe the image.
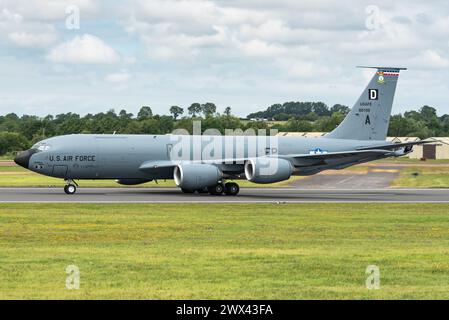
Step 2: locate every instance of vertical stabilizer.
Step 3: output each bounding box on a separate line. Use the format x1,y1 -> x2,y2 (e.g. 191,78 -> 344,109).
326,66 -> 406,141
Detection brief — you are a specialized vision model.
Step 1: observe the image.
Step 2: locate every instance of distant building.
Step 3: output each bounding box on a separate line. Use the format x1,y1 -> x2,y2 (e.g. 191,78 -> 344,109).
386,137 -> 422,159
276,132 -> 327,138
408,138 -> 449,160
386,136 -> 420,144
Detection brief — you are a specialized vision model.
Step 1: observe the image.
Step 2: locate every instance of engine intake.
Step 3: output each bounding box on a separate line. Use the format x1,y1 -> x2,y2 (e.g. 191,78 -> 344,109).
244,158 -> 293,184
174,164 -> 221,190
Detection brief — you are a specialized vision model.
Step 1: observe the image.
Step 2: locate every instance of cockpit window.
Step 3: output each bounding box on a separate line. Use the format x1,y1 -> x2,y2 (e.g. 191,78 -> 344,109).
32,142 -> 52,151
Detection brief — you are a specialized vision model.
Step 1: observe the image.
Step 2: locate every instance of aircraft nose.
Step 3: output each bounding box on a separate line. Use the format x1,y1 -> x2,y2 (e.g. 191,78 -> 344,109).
14,149 -> 38,168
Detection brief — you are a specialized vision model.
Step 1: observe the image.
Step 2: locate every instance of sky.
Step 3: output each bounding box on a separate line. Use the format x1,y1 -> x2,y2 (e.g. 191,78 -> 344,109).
0,0 -> 448,118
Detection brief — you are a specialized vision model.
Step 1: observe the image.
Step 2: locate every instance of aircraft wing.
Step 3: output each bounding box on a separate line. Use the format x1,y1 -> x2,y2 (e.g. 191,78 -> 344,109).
279,149 -> 394,170
139,149 -> 394,171
138,146 -> 411,176
356,140 -> 431,151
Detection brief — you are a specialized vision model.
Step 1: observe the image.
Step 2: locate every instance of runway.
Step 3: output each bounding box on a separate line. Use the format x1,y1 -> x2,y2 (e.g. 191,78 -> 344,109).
1,187 -> 449,203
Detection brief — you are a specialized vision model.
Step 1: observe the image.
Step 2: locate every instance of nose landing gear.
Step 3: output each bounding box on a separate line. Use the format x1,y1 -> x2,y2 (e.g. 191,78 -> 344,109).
64,179 -> 78,195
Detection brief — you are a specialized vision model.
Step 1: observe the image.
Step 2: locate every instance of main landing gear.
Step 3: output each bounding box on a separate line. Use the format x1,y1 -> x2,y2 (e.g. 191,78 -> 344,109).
64,179 -> 78,195
210,182 -> 240,196
181,182 -> 240,196
224,182 -> 239,196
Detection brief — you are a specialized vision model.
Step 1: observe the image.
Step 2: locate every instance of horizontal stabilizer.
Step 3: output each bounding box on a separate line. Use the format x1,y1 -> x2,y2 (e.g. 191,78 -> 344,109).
356,66 -> 407,70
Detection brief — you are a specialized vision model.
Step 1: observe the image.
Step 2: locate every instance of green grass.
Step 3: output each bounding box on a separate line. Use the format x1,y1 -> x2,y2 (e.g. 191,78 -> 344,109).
1,203 -> 449,299
0,154 -> 14,160
0,166 -> 301,188
372,157 -> 449,164
391,166 -> 449,188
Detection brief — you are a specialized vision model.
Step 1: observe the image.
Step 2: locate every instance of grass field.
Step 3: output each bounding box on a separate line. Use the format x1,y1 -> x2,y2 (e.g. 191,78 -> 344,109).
391,166 -> 449,188
372,158 -> 449,164
2,203 -> 449,299
2,159 -> 449,188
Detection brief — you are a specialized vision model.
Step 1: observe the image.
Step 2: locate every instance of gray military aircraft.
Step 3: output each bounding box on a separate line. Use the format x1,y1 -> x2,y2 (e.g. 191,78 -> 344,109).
14,66 -> 426,195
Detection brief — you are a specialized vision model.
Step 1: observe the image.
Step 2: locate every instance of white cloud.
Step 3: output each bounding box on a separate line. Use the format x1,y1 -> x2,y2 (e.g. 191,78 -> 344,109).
412,50 -> 449,69
105,72 -> 130,83
8,31 -> 57,47
47,34 -> 120,64
1,0 -> 449,116
238,39 -> 286,57
1,0 -> 98,20
0,8 -> 58,48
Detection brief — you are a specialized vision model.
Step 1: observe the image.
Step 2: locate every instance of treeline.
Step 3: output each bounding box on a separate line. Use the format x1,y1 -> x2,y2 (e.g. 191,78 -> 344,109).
251,103 -> 449,138
0,103 -> 267,156
0,102 -> 447,156
247,101 -> 350,120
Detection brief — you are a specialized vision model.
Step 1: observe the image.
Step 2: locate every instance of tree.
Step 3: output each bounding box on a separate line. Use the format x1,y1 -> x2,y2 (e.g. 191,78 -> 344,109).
224,106 -> 232,116
201,102 -> 217,117
188,103 -> 202,117
137,106 -> 153,120
420,105 -> 437,121
169,106 -> 184,120
330,104 -> 350,115
119,109 -> 133,119
0,132 -> 29,154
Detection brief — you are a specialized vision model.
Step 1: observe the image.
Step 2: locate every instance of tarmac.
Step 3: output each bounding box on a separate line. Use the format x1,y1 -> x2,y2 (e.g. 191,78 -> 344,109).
0,187 -> 448,203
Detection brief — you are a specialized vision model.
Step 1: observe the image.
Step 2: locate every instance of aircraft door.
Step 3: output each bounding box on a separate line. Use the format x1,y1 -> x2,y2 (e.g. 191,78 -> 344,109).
166,144 -> 173,160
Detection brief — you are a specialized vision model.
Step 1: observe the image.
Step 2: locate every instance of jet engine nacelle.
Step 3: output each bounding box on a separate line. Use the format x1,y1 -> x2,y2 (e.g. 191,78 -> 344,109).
174,164 -> 222,190
116,178 -> 153,185
244,158 -> 293,184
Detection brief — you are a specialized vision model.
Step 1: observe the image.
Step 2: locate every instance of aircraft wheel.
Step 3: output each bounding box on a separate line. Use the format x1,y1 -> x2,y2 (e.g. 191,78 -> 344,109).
208,184 -> 224,195
181,188 -> 195,194
224,182 -> 239,196
64,184 -> 77,195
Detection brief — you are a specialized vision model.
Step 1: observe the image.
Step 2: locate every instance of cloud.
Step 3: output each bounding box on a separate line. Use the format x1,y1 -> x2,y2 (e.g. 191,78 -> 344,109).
1,0 -> 98,20
0,8 -> 58,48
1,0 -> 449,117
8,31 -> 57,47
105,72 -> 130,83
412,50 -> 449,69
47,34 -> 120,64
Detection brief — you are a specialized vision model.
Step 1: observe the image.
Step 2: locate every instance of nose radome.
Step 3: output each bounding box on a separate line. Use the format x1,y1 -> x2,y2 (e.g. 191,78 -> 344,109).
14,149 -> 38,168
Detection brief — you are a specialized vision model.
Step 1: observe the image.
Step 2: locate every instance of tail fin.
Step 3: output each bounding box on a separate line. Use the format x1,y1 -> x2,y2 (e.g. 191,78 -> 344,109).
326,66 -> 406,141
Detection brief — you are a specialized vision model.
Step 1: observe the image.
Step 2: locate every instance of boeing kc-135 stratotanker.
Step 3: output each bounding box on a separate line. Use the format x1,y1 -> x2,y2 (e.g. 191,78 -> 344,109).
14,67 -> 428,195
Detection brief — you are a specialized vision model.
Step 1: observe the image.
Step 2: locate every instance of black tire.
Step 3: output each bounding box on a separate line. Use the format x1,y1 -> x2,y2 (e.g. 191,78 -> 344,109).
224,182 -> 240,196
208,184 -> 224,195
196,187 -> 209,194
181,188 -> 195,194
64,184 -> 76,195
